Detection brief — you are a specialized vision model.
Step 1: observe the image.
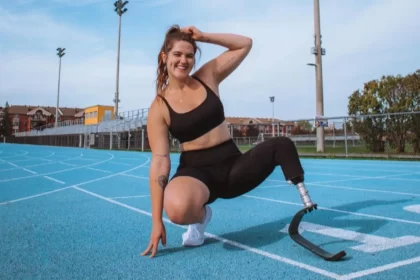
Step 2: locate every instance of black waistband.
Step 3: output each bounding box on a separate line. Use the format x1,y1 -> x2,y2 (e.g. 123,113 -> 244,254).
179,139 -> 241,167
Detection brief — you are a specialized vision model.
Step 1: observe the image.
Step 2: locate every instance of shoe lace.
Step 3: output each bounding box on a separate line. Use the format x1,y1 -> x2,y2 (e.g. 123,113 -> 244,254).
184,224 -> 201,240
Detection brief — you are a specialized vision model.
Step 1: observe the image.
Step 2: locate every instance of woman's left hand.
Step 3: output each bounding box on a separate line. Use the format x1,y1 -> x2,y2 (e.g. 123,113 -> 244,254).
181,26 -> 203,41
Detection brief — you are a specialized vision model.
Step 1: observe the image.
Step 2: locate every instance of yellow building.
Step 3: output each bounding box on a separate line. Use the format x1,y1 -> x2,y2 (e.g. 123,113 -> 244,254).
84,105 -> 114,125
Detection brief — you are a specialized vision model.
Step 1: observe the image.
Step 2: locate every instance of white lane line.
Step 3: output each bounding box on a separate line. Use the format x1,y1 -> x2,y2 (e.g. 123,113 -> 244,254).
304,172 -> 370,179
77,158 -> 98,161
87,167 -> 112,173
121,174 -> 149,180
73,186 -> 341,280
403,205 -> 420,214
0,153 -> 115,183
304,163 -> 417,173
108,162 -> 134,167
7,158 -> 40,163
309,182 -> 420,197
60,162 -> 77,167
44,176 -> 65,185
0,154 -> 84,172
68,157 -> 150,188
4,162 -> 37,174
38,158 -> 54,162
22,168 -> 37,174
243,195 -> 420,226
118,157 -> 148,160
304,170 -> 420,182
259,183 -> 420,197
266,171 -> 420,186
302,160 -> 411,167
0,156 -> 151,206
8,152 -> 56,163
338,256 -> 420,280
323,171 -> 420,182
105,172 -> 420,225
0,187 -> 72,206
25,154 -> 84,167
110,195 -> 150,199
0,151 -> 29,159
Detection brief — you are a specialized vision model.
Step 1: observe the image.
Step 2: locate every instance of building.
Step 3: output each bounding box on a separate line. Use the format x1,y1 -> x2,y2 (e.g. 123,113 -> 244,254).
1,102 -> 299,137
0,105 -> 84,135
0,104 -> 115,135
225,117 -> 295,137
84,105 -> 114,125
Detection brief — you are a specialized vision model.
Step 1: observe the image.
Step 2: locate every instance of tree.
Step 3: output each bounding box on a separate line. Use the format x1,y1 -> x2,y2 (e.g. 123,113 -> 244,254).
231,126 -> 242,137
0,102 -> 12,137
245,124 -> 260,137
348,80 -> 386,152
404,70 -> 420,152
292,121 -> 312,135
347,69 -> 420,153
378,74 -> 413,153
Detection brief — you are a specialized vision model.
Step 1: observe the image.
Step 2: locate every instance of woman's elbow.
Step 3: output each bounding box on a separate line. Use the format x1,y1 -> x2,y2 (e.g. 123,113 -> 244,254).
150,156 -> 171,173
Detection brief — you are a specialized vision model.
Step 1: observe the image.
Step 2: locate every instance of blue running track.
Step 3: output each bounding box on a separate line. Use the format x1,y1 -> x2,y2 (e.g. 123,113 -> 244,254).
1,143 -> 420,279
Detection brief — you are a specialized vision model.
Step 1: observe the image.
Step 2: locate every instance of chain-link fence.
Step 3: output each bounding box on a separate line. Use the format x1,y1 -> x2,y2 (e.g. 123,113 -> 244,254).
6,110 -> 420,159
7,125 -> 179,153
230,111 -> 420,159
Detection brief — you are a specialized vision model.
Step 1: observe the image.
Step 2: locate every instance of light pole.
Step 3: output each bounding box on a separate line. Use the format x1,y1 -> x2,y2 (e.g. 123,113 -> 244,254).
56,47 -> 65,127
269,96 -> 275,136
113,0 -> 128,119
307,0 -> 325,152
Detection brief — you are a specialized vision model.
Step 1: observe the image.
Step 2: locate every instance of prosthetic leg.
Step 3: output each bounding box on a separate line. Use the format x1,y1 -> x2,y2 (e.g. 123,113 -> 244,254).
287,176 -> 346,261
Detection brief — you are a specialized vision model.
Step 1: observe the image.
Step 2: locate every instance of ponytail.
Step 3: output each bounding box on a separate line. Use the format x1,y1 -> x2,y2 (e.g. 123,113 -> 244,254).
156,51 -> 168,94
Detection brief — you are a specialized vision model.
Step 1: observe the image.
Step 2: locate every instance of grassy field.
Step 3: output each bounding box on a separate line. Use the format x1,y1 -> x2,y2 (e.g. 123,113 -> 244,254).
237,144 -> 420,160
94,142 -> 420,161
237,145 -> 366,154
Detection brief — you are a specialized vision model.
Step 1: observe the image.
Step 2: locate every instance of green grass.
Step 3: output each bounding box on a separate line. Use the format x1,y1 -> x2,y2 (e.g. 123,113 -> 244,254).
237,145 -> 366,154
237,145 -> 420,161
296,145 -> 368,154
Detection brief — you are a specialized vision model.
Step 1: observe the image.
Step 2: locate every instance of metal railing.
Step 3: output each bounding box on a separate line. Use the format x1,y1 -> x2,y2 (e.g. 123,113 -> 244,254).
230,111 -> 420,159
13,108 -> 148,137
8,110 -> 420,159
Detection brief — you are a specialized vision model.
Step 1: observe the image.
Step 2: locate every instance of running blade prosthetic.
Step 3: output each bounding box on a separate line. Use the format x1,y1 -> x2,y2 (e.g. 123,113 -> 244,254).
288,182 -> 347,261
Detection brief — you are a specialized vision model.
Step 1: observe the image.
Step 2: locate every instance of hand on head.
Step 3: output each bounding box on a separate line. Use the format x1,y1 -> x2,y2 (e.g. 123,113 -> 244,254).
180,26 -> 203,41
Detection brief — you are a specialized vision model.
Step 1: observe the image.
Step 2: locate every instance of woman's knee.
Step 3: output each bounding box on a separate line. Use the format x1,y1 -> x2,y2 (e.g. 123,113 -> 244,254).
163,177 -> 209,225
269,136 -> 295,149
164,196 -> 190,224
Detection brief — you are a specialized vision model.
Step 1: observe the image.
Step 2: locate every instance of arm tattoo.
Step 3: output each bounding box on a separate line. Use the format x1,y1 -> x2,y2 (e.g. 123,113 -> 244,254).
157,175 -> 168,189
219,56 -> 236,72
155,154 -> 169,158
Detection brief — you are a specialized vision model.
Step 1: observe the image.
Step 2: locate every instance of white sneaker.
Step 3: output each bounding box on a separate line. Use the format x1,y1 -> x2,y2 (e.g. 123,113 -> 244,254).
182,205 -> 212,247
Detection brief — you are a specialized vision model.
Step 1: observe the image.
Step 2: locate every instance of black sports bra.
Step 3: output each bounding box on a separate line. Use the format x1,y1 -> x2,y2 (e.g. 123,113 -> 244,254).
158,76 -> 225,144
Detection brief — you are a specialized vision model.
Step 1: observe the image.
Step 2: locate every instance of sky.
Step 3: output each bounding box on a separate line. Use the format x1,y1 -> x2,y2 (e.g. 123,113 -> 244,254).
0,0 -> 419,121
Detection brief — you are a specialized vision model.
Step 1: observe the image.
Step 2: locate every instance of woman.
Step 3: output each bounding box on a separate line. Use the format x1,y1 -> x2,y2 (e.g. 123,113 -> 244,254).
141,25 -> 312,258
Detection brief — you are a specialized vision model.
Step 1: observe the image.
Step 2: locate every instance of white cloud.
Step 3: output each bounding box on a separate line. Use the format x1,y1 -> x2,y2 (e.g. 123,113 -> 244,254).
48,0 -> 176,8
131,0 -> 176,7
0,49 -> 156,111
188,0 -> 420,119
0,6 -> 156,112
1,0 -> 419,120
51,0 -> 103,5
0,8 -> 103,49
